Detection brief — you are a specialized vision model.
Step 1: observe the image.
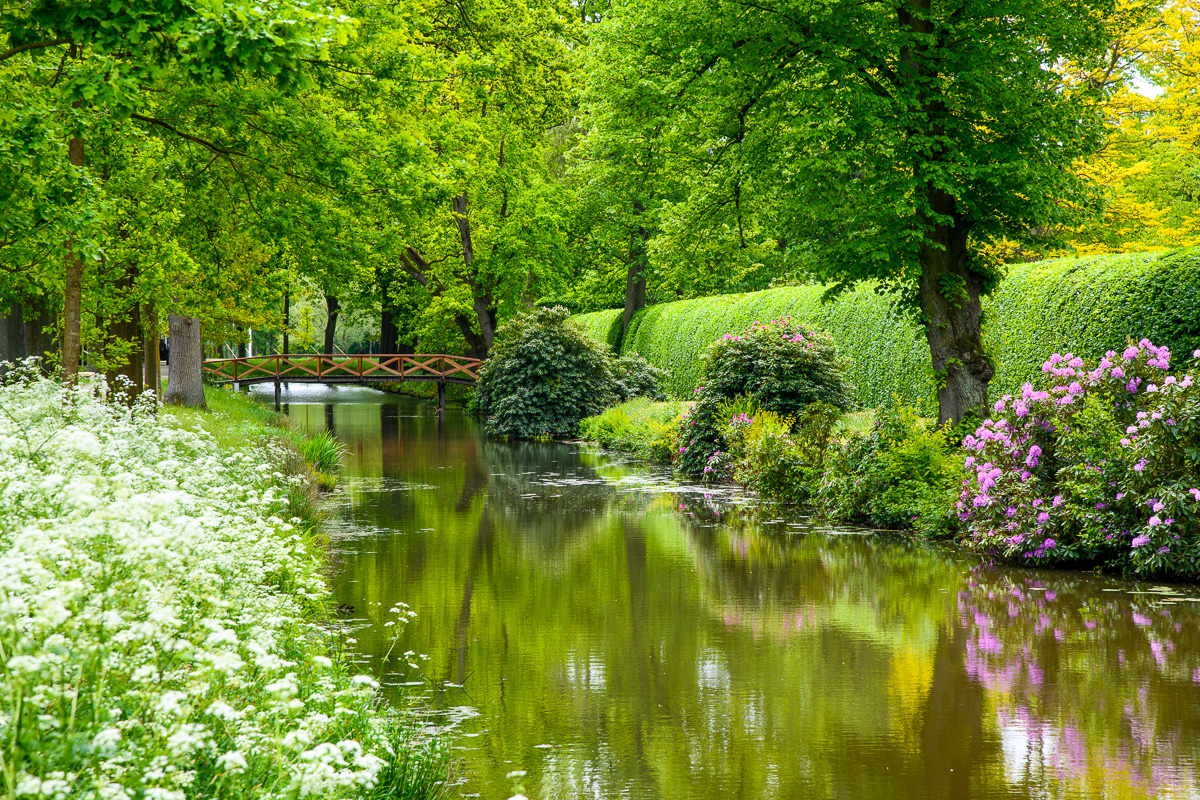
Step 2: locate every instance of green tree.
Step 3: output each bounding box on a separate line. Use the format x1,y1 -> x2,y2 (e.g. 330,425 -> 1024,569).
587,0 -> 1118,424
0,0 -> 353,382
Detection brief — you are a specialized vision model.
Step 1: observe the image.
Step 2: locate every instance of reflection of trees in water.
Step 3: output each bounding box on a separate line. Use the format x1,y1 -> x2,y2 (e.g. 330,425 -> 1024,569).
329,414 -> 1200,800
674,494 -> 960,643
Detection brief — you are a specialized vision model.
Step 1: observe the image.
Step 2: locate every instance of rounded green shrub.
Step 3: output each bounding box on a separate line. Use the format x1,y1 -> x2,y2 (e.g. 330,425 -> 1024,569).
678,318 -> 854,476
472,306 -> 665,439
472,306 -> 619,439
612,353 -> 667,402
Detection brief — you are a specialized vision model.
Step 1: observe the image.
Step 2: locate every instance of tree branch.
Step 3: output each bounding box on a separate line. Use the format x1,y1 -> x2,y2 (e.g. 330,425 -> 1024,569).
130,114 -> 248,157
0,38 -> 70,63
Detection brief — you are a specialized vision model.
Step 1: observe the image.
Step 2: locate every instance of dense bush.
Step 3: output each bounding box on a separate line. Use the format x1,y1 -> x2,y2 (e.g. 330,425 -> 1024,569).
677,318 -> 854,477
819,404 -> 965,535
612,353 -> 667,402
579,398 -> 685,460
572,249 -> 1200,411
958,340 -> 1200,577
722,404 -> 843,504
472,306 -> 664,439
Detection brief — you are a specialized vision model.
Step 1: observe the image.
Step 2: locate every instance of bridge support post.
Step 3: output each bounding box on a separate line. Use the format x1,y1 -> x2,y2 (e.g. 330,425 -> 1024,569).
274,379 -> 281,411
437,381 -> 446,414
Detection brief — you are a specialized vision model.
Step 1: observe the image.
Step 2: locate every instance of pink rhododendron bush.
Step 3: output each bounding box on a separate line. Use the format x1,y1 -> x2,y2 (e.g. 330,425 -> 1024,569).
959,340 -> 1200,577
0,371 -> 443,800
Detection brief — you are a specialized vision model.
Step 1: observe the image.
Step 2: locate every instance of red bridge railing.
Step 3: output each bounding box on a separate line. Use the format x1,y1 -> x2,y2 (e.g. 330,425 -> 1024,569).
202,354 -> 481,386
202,355 -> 481,410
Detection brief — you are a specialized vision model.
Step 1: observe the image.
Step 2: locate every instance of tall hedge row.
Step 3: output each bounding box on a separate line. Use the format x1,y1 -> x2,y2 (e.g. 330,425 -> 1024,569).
621,284 -> 930,407
569,249 -> 1200,410
570,308 -> 624,352
984,250 -> 1200,398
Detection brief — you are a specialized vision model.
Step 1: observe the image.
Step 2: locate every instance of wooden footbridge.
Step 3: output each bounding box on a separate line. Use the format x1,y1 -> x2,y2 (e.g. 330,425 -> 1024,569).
202,354 -> 482,410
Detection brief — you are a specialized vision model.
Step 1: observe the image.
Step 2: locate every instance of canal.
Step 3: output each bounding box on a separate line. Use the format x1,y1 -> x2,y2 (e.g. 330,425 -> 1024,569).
272,386 -> 1200,799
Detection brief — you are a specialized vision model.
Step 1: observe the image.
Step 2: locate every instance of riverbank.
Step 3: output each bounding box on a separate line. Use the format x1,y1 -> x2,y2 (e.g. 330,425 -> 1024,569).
580,397 -> 952,533
0,374 -> 446,800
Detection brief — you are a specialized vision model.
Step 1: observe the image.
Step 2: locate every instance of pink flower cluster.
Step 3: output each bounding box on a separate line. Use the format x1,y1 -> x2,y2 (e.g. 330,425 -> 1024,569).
959,340 -> 1200,570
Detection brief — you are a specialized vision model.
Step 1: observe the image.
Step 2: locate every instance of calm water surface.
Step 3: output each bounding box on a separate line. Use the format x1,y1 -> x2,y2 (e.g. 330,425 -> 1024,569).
273,386 -> 1200,800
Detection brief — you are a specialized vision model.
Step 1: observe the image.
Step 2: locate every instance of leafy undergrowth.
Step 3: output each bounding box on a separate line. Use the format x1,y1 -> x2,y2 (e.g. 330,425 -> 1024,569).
579,398 -> 686,461
0,371 -> 446,800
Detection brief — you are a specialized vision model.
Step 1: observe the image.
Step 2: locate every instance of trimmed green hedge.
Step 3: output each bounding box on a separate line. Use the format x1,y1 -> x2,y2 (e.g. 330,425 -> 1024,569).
619,284 -> 931,408
984,250 -> 1200,398
570,249 -> 1200,410
570,308 -> 624,352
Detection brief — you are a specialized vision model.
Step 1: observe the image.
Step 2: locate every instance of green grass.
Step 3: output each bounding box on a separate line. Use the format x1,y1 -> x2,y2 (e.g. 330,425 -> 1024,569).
579,398 -> 687,461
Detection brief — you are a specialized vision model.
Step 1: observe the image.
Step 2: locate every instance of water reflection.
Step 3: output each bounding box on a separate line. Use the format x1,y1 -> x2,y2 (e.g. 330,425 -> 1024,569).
274,387 -> 1200,800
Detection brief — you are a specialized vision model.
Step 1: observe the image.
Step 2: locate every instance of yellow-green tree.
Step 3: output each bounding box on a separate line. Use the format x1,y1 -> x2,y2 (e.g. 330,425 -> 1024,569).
1065,0 -> 1200,254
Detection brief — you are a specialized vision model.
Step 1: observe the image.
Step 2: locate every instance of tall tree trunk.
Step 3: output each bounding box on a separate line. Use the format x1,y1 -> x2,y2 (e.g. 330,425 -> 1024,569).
917,204 -> 992,428
165,313 -> 206,408
379,270 -> 397,353
453,192 -> 497,358
106,261 -> 143,395
142,300 -> 160,397
469,297 -> 496,357
61,122 -> 85,383
282,290 -> 290,354
323,295 -> 339,355
621,202 -> 650,340
236,326 -> 247,359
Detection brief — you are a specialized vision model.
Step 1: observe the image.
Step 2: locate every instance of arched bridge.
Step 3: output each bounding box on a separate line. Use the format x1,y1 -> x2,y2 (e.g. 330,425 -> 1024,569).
202,354 -> 481,410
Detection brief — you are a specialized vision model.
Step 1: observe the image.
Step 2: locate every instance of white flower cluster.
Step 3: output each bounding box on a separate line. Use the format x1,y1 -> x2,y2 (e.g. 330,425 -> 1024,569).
0,373 -> 442,799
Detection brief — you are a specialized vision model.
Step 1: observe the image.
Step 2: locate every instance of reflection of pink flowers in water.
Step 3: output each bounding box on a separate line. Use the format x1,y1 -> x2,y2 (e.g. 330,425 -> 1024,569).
957,574 -> 1199,797
978,630 -> 1004,653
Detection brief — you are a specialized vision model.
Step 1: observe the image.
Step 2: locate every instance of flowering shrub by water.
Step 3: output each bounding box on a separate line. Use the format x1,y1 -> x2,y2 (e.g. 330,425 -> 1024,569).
959,340 -> 1200,577
0,371 -> 444,799
677,317 -> 853,477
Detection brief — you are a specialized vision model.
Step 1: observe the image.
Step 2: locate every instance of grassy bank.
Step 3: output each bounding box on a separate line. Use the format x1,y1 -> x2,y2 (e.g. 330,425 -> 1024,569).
171,386 -> 346,493
0,373 -> 447,800
579,398 -> 687,461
